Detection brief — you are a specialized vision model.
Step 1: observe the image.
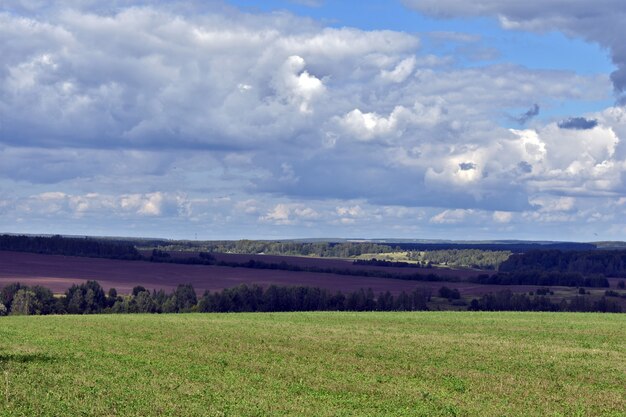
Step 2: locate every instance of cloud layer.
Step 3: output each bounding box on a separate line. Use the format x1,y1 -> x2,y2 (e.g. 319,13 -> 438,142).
1,1 -> 625,239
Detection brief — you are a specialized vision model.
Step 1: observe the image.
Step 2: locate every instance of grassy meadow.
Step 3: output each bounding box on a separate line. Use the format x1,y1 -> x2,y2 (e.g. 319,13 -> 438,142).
1,312 -> 624,416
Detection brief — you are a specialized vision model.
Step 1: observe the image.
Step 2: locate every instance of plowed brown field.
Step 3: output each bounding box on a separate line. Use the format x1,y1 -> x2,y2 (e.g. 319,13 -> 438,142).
0,250 -> 552,296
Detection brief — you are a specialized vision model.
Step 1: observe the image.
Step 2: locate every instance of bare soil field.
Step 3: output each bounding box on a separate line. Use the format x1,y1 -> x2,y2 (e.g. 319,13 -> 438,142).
143,250 -> 484,279
0,250 -> 544,296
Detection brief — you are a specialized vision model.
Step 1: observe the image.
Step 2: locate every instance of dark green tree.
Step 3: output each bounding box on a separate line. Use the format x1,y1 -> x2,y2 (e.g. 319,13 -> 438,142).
1,282 -> 24,312
173,284 -> 197,312
135,291 -> 157,313
10,289 -> 39,315
132,286 -> 147,297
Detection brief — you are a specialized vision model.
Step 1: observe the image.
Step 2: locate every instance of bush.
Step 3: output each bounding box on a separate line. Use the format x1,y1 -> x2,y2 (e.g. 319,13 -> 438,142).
0,302 -> 7,316
438,286 -> 461,300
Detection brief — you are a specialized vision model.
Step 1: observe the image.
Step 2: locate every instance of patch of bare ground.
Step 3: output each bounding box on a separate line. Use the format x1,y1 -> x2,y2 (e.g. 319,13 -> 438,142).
0,250 -> 600,297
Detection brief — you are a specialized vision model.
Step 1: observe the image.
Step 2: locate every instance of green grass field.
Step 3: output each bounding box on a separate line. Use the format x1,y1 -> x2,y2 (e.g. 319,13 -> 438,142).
1,312 -> 624,416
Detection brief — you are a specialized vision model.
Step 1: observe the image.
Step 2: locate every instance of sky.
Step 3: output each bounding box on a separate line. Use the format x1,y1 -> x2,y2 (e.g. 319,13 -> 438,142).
1,0 -> 626,241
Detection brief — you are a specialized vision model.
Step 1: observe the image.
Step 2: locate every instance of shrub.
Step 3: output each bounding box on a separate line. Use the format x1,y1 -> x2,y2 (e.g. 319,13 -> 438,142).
438,286 -> 461,300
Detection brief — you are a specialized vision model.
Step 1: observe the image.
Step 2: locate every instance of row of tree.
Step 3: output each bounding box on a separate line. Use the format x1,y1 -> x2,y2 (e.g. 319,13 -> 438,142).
0,281 -> 200,315
469,271 -> 609,287
144,240 -> 396,258
1,281 -> 622,315
407,249 -> 512,270
353,258 -> 433,269
0,234 -> 141,260
354,249 -> 512,270
389,242 -> 596,252
196,285 -> 434,313
0,281 -> 436,315
468,290 -> 622,312
131,238 -> 597,254
499,249 -> 626,277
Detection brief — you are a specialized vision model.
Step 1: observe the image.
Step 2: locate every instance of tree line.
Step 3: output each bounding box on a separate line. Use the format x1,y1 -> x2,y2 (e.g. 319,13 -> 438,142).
469,271 -> 609,287
499,249 -> 626,277
355,250 -> 512,270
468,290 -> 622,313
353,258 -> 431,268
0,281 -> 434,315
143,240 -> 396,258
0,234 -> 141,260
1,281 -> 621,316
388,242 -> 596,252
407,249 -> 512,270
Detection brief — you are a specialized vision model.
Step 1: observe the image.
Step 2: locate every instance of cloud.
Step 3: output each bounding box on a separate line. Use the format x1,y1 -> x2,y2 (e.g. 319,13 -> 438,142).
273,55 -> 326,114
558,117 -> 599,130
5,191 -> 189,219
403,0 -> 626,94
289,0 -> 324,7
260,203 -> 320,225
493,211 -> 512,223
121,193 -> 169,216
509,124 -> 620,196
517,161 -> 533,173
458,162 -> 476,171
514,103 -> 539,125
531,196 -> 576,213
430,209 -> 473,224
336,205 -> 364,217
381,56 -> 417,83
235,199 -> 259,215
0,7 -> 421,153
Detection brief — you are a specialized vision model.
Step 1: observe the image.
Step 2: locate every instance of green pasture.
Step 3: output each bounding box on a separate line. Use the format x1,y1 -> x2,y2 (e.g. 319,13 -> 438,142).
1,312 -> 624,416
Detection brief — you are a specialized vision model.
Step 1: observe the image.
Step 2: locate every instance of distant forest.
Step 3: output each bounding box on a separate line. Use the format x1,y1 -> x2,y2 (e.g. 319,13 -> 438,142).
137,239 -> 595,255
0,234 -> 141,260
0,281 -> 621,316
140,240 -> 395,258
499,250 -> 626,277
407,249 -> 512,270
